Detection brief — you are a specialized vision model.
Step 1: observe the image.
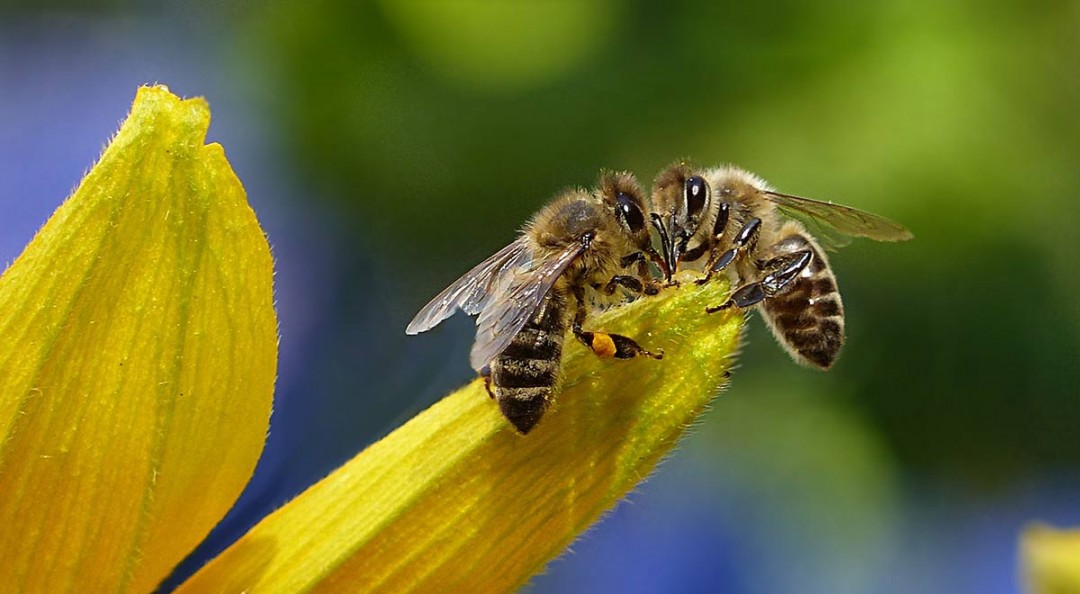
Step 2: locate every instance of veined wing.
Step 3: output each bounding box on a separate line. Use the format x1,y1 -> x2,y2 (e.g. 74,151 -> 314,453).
468,242 -> 584,371
766,190 -> 913,250
405,237 -> 532,335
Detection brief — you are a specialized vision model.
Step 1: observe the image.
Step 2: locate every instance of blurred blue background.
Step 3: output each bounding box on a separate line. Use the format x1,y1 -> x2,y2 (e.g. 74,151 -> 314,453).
2,1 -> 1079,592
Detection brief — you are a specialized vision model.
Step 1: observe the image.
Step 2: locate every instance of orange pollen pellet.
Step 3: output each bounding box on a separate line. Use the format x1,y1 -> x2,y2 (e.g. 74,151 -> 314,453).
592,333 -> 617,358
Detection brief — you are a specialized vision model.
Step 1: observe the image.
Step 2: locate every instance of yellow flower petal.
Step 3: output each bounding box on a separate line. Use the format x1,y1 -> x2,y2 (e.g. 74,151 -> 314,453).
177,274 -> 741,593
1022,524 -> 1080,594
0,86 -> 277,593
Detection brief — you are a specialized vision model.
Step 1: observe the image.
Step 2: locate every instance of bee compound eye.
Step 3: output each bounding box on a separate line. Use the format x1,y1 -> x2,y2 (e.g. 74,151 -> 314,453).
615,192 -> 646,234
685,176 -> 708,218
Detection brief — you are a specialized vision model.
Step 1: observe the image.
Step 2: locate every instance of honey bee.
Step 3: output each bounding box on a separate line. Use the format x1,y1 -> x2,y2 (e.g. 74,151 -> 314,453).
406,171 -> 665,434
650,163 -> 912,369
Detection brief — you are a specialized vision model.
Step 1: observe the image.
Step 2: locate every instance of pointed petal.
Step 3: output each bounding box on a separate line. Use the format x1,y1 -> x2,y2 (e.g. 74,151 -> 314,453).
0,86 -> 277,593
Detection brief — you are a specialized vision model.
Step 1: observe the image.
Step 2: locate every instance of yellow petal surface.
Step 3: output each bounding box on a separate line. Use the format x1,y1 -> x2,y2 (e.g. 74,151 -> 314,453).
177,273 -> 741,594
1023,524 -> 1080,594
0,86 -> 277,593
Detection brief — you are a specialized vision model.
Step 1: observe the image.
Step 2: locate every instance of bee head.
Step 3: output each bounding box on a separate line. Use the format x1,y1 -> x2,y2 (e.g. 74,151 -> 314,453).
650,163 -> 710,279
597,170 -> 663,271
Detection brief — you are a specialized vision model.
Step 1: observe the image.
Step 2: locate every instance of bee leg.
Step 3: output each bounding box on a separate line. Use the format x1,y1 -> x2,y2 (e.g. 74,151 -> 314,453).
479,364 -> 495,398
603,274 -> 661,297
679,242 -> 710,263
577,330 -> 665,360
685,202 -> 731,283
686,201 -> 731,266
619,252 -> 647,268
604,275 -> 642,294
571,287 -> 663,360
706,250 -> 812,313
697,215 -> 760,285
621,251 -> 667,293
677,237 -> 710,286
642,280 -> 663,296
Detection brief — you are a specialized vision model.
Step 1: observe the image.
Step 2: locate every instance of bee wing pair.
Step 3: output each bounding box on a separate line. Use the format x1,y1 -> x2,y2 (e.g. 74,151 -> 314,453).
766,191 -> 913,250
405,236 -> 584,371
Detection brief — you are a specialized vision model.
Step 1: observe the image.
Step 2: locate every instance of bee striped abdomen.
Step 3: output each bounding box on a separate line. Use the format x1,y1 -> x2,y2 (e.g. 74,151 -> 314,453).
760,233 -> 845,369
490,291 -> 568,434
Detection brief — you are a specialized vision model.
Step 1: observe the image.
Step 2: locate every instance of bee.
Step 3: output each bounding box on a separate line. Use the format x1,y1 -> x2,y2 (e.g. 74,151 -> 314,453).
406,171 -> 665,434
650,163 -> 912,369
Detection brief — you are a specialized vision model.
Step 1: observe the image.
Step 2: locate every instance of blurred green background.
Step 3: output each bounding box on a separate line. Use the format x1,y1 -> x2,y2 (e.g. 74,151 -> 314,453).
3,0 -> 1079,592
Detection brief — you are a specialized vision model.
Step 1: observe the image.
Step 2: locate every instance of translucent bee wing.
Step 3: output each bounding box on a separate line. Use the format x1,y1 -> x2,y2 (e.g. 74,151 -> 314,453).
405,237 -> 532,335
468,242 -> 584,371
766,190 -> 913,250
787,214 -> 855,253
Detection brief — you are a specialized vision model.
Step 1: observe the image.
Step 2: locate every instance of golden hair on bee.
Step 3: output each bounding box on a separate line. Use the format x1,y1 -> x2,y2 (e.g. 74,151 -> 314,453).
407,170 -> 663,434
650,162 -> 912,369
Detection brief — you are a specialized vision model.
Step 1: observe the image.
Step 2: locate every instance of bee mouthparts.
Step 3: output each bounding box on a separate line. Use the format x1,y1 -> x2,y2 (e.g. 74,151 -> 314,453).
649,213 -> 675,280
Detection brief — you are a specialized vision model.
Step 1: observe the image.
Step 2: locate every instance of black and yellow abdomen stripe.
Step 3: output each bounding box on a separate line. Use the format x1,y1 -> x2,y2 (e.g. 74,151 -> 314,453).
490,290 -> 569,434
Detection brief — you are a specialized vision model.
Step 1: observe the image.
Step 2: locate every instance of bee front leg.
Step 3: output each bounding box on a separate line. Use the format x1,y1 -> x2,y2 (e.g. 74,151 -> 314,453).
619,252 -> 665,294
706,250 -> 812,313
691,202 -> 733,284
571,287 -> 663,360
603,274 -> 662,297
679,242 -> 710,263
697,212 -> 757,286
603,275 -> 644,294
619,252 -> 647,268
